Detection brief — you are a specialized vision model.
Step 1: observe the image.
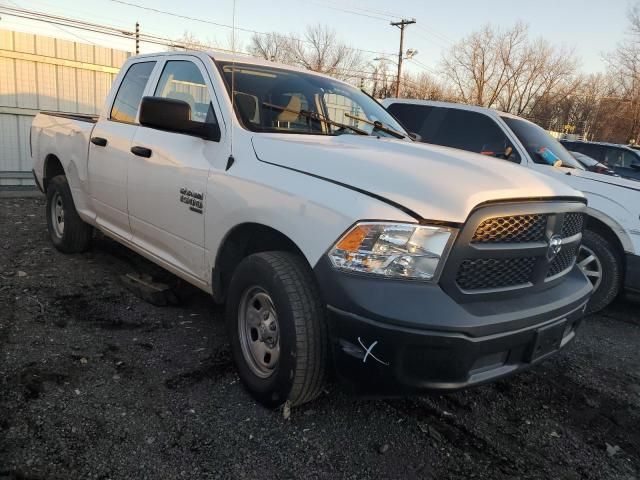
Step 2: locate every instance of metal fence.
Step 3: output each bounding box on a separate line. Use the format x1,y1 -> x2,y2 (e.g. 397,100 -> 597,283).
0,28 -> 130,186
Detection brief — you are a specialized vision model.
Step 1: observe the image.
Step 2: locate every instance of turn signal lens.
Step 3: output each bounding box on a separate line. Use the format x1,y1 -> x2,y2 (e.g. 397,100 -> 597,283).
335,224 -> 371,251
328,222 -> 455,280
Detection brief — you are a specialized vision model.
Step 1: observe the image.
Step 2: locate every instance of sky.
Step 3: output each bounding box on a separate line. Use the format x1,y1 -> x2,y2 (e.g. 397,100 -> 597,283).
0,0 -> 633,76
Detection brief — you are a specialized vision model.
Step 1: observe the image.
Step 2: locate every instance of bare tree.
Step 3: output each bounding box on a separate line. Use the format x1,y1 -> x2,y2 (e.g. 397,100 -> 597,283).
171,31 -> 218,51
440,22 -> 529,108
289,24 -> 364,79
400,71 -> 453,101
440,21 -> 579,120
367,59 -> 395,98
604,1 -> 640,143
248,32 -> 293,63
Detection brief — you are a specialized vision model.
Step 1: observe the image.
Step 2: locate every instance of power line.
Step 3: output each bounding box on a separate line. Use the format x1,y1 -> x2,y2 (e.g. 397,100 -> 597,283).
8,0 -> 134,29
2,0 -> 98,45
0,5 -> 249,54
304,1 -> 394,22
107,0 -> 397,57
408,58 -> 439,75
319,1 -> 412,22
0,3 -> 438,93
416,24 -> 455,46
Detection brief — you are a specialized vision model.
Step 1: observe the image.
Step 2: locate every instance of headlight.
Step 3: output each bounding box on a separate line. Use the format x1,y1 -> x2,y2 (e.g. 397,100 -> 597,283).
328,222 -> 455,280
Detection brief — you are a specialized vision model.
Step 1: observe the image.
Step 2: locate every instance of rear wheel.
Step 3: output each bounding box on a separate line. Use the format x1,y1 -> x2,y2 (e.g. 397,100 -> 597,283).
578,229 -> 622,314
46,175 -> 93,253
226,251 -> 328,408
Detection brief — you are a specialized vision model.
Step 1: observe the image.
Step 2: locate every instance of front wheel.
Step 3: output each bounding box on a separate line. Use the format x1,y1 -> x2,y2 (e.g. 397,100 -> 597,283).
226,252 -> 328,408
578,229 -> 622,314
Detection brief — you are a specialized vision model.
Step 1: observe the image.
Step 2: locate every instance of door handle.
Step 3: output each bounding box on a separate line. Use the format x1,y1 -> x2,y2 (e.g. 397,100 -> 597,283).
130,146 -> 152,158
90,136 -> 108,147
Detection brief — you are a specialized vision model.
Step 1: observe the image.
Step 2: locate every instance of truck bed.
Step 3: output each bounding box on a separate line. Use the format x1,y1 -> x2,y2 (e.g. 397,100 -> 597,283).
31,111 -> 97,216
40,111 -> 99,123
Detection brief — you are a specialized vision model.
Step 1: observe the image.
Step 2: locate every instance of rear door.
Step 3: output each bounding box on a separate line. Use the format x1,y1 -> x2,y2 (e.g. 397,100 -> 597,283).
88,60 -> 156,239
127,55 -> 225,281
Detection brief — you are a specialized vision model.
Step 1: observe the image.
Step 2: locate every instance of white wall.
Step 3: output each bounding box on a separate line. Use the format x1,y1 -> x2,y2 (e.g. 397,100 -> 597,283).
0,29 -> 131,186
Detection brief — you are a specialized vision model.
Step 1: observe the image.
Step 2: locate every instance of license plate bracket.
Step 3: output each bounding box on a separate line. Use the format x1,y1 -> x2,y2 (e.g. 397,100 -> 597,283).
527,319 -> 566,362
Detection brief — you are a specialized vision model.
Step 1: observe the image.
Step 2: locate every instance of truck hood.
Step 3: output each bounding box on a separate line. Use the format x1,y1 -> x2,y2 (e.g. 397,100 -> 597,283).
251,134 -> 582,223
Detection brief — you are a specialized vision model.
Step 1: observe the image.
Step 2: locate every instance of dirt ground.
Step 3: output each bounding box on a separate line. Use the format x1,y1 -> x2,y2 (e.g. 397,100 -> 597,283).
1,196 -> 639,480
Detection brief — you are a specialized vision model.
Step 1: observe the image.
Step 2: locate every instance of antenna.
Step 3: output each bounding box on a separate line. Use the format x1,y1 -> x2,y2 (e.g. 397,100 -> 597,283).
227,0 -> 236,168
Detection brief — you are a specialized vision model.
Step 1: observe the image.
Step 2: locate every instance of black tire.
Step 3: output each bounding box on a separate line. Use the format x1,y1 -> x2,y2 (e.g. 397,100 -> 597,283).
226,251 -> 328,408
580,229 -> 622,314
46,175 -> 93,253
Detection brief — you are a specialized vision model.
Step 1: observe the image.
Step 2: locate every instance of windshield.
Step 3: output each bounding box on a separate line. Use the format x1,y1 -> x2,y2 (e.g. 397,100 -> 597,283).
501,116 -> 584,170
570,151 -> 599,167
216,61 -> 407,137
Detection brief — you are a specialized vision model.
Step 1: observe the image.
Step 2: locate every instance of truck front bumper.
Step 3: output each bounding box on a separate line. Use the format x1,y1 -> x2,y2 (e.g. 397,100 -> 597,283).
314,258 -> 592,395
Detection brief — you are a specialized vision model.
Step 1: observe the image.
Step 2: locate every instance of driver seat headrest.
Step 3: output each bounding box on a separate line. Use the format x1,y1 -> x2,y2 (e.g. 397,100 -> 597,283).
276,95 -> 302,123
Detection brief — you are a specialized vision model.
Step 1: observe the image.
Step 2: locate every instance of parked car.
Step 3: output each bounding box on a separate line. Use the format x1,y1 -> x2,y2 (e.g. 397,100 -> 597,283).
383,99 -> 640,313
569,151 -> 617,176
31,52 -> 592,407
560,140 -> 640,181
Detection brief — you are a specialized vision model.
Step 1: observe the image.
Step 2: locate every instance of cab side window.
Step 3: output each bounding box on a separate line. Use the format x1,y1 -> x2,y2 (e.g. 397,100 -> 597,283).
431,109 -> 520,163
110,61 -> 156,123
604,148 -> 624,167
386,103 -> 434,139
154,60 -> 217,126
581,144 -> 604,162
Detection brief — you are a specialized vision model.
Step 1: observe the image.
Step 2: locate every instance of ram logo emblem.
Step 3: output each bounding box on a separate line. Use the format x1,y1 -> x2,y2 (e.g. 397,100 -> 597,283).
547,235 -> 563,261
179,187 -> 204,214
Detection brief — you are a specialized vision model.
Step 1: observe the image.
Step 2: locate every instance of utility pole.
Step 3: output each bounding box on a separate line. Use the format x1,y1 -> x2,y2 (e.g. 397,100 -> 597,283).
135,21 -> 140,55
391,18 -> 416,98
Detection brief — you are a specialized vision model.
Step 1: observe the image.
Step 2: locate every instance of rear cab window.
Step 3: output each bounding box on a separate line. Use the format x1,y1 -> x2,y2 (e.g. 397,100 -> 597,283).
110,61 -> 156,123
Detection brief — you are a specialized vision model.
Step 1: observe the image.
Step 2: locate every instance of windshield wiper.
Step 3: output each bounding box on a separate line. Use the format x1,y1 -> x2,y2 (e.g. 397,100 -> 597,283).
262,102 -> 369,136
343,112 -> 406,139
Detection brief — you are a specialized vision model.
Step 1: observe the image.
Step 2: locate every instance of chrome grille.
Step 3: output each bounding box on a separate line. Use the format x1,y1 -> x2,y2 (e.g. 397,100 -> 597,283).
472,214 -> 547,244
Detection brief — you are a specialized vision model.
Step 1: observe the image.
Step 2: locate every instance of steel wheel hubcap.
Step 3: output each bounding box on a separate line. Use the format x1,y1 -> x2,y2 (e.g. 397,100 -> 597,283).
51,192 -> 65,238
577,245 -> 603,291
238,286 -> 280,378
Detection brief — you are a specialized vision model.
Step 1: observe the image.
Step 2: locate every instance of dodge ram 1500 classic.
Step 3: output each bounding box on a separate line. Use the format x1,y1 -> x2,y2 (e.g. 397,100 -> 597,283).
32,51 -> 592,407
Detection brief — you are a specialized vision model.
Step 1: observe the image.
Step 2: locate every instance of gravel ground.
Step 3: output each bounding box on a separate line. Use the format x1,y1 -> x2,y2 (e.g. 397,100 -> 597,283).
1,197 -> 639,480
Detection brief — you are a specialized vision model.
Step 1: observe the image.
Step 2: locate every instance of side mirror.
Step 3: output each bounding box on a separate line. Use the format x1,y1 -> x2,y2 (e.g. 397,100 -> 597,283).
631,162 -> 640,171
408,131 -> 422,142
139,96 -> 220,142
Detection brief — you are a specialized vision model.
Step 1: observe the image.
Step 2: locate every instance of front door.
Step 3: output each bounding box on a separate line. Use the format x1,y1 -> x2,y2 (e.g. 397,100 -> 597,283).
126,56 -> 225,281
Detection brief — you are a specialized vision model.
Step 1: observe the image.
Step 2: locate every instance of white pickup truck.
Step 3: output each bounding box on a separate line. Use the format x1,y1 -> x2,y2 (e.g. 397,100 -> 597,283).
31,51 -> 592,407
382,99 -> 640,313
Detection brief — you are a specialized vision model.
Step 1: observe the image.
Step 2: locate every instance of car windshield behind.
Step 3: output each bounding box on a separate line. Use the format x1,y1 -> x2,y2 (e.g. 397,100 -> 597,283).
216,61 -> 407,137
570,151 -> 599,168
501,116 -> 584,170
